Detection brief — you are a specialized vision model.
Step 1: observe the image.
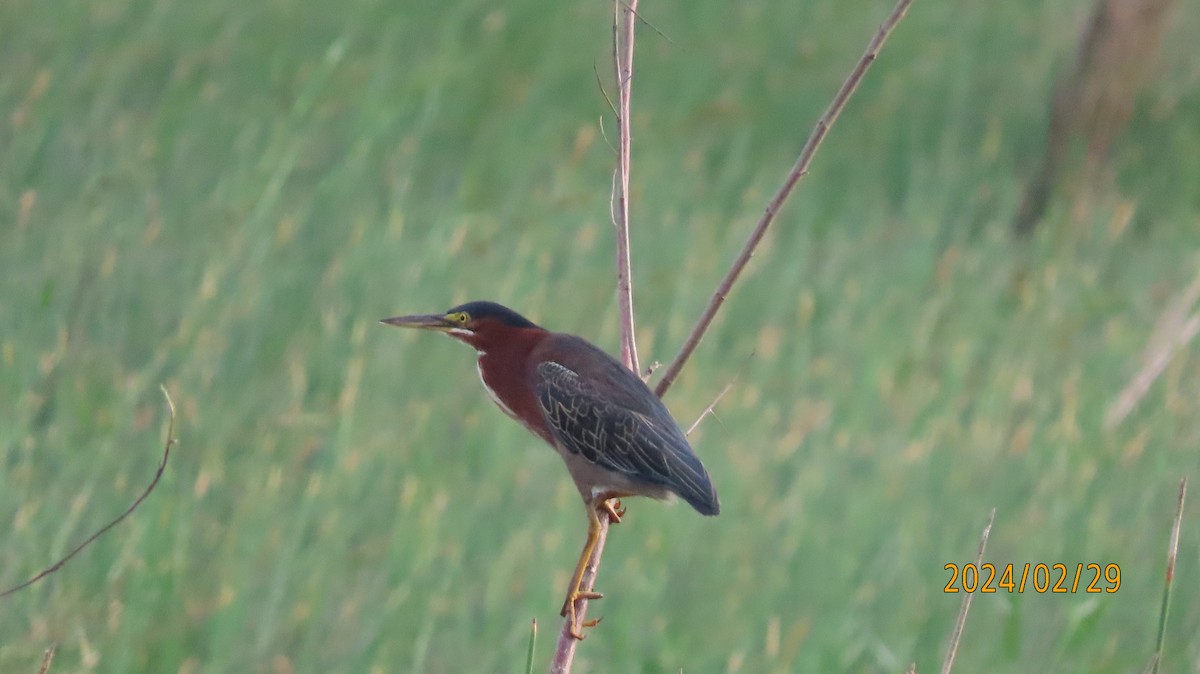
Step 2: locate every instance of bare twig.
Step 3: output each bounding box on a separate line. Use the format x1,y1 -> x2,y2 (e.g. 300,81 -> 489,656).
1149,478 -> 1187,674
640,360 -> 660,383
552,3 -> 639,669
612,0 -> 641,375
686,350 -> 754,436
941,508 -> 996,674
654,0 -> 914,398
618,0 -> 675,45
0,387 -> 177,599
38,644 -> 57,674
593,63 -> 618,118
686,380 -> 735,436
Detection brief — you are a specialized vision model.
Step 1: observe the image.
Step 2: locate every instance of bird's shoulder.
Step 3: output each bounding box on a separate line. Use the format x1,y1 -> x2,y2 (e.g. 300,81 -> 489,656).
528,333 -> 661,417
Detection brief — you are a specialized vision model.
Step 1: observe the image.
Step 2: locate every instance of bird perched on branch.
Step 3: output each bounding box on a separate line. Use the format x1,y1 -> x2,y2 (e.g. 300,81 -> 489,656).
382,300 -> 719,639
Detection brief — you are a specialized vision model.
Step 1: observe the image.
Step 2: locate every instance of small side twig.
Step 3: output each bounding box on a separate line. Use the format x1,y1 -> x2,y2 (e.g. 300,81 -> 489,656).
686,380 -> 735,436
941,507 -> 996,674
1149,477 -> 1187,674
686,350 -> 754,436
640,360 -> 660,383
654,0 -> 914,398
0,386 -> 177,599
618,0 -> 674,45
593,63 -> 618,119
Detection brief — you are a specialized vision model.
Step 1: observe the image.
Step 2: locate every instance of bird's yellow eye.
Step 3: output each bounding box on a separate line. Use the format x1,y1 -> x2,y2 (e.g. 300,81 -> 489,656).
446,312 -> 470,326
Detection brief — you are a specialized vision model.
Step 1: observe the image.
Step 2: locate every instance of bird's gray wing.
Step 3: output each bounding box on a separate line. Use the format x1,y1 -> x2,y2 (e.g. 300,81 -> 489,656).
534,360 -> 714,509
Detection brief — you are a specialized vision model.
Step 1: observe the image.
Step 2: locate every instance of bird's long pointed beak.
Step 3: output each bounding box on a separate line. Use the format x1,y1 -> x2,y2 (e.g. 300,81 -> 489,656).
380,313 -> 454,331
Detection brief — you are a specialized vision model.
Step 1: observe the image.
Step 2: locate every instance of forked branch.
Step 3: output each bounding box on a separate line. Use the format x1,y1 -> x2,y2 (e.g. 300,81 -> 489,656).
554,0 -> 914,669
654,0 -> 914,398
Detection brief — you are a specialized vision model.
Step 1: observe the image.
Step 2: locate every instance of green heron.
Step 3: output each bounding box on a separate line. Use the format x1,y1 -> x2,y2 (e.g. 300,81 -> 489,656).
381,300 -> 719,639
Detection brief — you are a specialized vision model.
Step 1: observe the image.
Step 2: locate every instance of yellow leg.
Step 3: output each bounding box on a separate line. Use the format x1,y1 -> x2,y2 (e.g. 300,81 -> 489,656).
559,497 -> 614,639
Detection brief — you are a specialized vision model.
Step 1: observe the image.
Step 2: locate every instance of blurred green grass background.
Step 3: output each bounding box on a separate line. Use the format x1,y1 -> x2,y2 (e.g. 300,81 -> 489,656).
3,0 -> 1200,671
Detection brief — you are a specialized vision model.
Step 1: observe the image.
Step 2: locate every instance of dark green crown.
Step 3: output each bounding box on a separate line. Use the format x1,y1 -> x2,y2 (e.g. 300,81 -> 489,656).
447,301 -> 538,329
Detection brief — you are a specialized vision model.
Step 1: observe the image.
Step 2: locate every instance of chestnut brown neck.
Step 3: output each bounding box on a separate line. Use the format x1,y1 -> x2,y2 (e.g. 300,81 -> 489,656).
468,326 -> 556,445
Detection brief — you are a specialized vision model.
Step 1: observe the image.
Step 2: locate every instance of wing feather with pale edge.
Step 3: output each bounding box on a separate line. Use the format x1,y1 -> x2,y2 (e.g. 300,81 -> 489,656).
534,360 -> 718,515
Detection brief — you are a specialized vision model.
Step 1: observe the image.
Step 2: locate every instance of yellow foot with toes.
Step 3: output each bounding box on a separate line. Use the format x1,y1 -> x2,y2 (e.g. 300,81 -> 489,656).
560,590 -> 603,617
571,616 -> 602,639
560,589 -> 604,640
601,499 -> 626,523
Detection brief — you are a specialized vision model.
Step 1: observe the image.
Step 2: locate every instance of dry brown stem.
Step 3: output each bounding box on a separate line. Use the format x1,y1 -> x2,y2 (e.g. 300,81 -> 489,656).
654,0 -> 914,399
551,2 -> 639,670
940,508 -> 996,674
0,387 -> 177,599
612,0 -> 641,375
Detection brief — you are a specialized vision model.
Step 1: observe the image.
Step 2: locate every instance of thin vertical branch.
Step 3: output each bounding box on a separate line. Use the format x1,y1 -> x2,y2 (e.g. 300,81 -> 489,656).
941,508 -> 996,674
613,0 -> 641,375
552,2 -> 639,671
654,0 -> 914,398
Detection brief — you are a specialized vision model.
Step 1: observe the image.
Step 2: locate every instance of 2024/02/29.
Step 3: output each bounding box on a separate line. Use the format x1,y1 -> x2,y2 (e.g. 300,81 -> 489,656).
944,563 -> 1121,594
